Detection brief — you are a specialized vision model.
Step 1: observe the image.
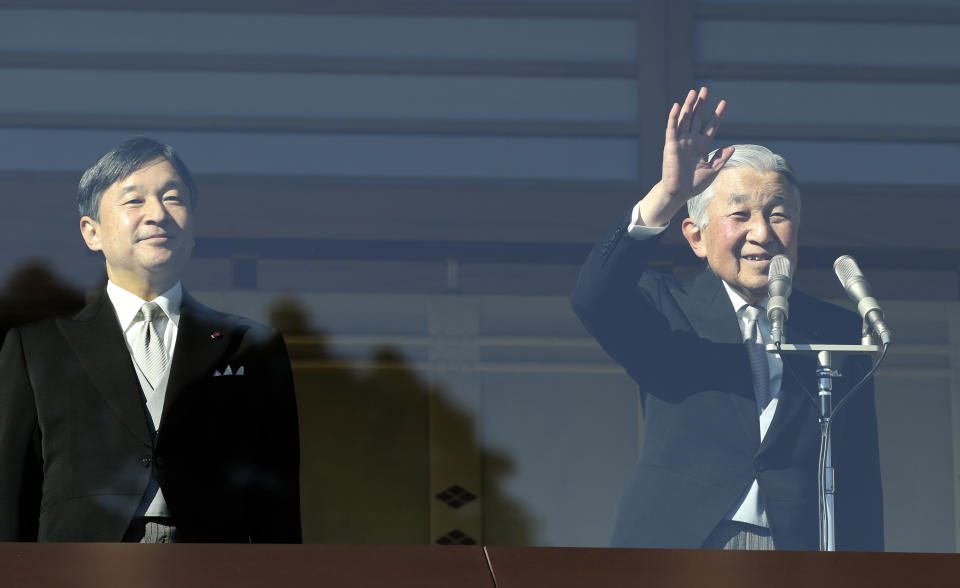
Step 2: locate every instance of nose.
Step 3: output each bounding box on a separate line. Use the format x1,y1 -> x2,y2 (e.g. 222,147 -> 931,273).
144,195 -> 170,223
746,215 -> 772,244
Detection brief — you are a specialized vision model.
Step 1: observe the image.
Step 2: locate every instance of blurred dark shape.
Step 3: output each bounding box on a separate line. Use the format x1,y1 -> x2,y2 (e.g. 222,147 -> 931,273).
268,297 -> 533,546
0,264 -> 95,540
269,297 -> 332,360
269,297 -> 316,336
0,262 -> 86,341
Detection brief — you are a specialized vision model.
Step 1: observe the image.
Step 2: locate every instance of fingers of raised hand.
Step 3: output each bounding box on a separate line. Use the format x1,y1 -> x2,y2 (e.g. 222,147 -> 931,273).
675,89 -> 698,133
703,99 -> 727,140
674,87 -> 716,137
689,86 -> 709,132
665,102 -> 680,138
708,145 -> 735,170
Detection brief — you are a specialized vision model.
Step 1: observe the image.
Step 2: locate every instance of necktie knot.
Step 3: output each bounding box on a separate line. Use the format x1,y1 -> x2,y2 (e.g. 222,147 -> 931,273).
140,301 -> 162,323
740,304 -> 763,343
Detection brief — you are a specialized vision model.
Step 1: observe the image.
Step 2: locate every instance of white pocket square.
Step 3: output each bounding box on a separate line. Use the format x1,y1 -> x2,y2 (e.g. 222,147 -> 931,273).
213,365 -> 244,377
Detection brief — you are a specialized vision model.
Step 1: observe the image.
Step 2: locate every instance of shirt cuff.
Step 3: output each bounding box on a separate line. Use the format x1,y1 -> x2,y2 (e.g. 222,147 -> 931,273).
627,200 -> 669,239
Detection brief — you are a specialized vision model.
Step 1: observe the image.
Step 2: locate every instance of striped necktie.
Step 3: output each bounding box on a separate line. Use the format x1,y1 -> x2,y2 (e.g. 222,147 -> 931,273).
741,304 -> 772,413
133,301 -> 169,390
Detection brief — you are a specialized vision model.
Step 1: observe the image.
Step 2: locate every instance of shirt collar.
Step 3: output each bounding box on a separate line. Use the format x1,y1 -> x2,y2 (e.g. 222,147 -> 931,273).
720,280 -> 769,315
106,280 -> 183,332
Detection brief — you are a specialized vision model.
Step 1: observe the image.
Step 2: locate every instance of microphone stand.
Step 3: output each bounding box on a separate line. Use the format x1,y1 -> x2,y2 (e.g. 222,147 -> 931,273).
766,338 -> 880,551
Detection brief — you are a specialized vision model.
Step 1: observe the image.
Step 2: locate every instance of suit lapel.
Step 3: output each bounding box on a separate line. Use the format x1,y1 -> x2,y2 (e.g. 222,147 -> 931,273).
680,269 -> 744,345
160,292 -> 237,431
679,269 -> 761,446
678,273 -> 828,453
760,294 -> 820,451
58,291 -> 153,447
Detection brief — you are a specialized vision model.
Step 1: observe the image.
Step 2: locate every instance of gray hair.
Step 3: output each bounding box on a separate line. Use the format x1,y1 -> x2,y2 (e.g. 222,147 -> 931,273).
686,144 -> 800,228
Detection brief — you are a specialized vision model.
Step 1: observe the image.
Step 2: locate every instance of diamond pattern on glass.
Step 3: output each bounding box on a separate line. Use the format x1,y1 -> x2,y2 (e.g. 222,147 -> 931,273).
435,529 -> 477,546
434,484 -> 477,509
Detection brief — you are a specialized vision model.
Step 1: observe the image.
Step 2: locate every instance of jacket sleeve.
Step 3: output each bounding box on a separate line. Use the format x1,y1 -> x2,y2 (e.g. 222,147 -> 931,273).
0,328 -> 42,541
570,215 -> 676,385
248,329 -> 302,543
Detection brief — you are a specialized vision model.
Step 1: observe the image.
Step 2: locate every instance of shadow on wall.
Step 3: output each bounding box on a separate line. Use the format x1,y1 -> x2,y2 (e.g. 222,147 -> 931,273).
0,262 -> 87,340
269,298 -> 534,546
0,270 -> 536,545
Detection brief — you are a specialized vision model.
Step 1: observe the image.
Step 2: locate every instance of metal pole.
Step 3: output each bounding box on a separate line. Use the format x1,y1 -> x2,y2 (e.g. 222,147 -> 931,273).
769,343 -> 880,552
817,350 -> 836,552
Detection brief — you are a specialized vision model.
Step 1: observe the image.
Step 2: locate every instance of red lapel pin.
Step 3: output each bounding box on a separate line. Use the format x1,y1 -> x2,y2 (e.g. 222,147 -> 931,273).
210,331 -> 222,341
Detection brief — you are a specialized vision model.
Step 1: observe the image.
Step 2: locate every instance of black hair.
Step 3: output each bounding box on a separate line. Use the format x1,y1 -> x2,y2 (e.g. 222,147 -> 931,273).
77,136 -> 197,220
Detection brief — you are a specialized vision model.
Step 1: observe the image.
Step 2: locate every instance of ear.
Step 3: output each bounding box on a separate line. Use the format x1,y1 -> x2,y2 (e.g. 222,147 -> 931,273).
80,216 -> 102,252
681,217 -> 708,259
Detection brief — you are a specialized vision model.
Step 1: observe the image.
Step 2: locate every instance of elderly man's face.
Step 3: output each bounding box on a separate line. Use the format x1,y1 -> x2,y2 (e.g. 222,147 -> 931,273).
80,158 -> 194,294
684,167 -> 799,303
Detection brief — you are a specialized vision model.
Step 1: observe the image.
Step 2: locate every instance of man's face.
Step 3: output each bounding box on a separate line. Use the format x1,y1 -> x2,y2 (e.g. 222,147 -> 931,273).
684,167 -> 799,303
80,158 -> 194,292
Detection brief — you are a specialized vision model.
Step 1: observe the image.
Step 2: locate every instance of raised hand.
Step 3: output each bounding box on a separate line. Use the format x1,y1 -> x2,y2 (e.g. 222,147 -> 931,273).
637,87 -> 733,227
661,87 -> 732,200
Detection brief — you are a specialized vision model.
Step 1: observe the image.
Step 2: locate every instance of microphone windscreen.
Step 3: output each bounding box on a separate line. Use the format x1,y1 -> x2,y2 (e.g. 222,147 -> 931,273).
833,255 -> 862,289
769,254 -> 791,281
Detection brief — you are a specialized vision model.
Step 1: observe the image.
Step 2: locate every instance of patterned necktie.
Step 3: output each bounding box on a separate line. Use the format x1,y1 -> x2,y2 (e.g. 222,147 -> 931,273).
133,302 -> 169,390
741,304 -> 772,413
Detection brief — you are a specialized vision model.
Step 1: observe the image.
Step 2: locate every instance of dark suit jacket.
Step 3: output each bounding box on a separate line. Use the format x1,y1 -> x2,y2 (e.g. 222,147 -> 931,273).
0,290 -> 301,542
571,217 -> 883,551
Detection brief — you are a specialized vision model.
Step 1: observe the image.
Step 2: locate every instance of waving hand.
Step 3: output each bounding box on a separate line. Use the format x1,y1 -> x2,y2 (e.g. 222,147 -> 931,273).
637,87 -> 734,227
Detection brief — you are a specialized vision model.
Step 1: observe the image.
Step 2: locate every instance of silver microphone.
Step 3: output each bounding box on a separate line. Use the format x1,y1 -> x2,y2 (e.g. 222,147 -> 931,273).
767,254 -> 792,346
833,255 -> 892,345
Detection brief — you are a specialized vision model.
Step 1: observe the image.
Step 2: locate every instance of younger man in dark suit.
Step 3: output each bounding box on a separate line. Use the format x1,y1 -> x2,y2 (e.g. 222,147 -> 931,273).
0,137 -> 301,542
572,88 -> 883,550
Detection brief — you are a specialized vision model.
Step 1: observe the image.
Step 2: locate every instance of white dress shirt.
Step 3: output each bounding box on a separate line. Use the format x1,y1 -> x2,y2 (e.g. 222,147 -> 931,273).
106,280 -> 183,517
721,283 -> 783,527
627,203 -> 782,528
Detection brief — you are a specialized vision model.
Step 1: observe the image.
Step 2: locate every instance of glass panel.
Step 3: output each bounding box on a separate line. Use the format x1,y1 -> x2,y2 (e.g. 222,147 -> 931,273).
699,79 -> 960,127
698,20 -> 960,67
2,2 -> 959,556
0,69 -> 636,121
0,9 -> 635,61
0,128 -> 639,180
745,138 -> 960,186
698,0 -> 960,5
